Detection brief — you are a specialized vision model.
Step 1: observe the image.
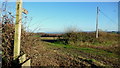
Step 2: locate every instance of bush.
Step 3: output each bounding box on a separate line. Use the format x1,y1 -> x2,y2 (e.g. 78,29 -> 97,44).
1,7 -> 30,67
62,32 -> 80,45
62,31 -> 118,46
2,19 -> 15,67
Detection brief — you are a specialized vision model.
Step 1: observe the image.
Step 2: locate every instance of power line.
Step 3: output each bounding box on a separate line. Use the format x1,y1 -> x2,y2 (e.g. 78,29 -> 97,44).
99,9 -> 116,23
95,6 -> 116,38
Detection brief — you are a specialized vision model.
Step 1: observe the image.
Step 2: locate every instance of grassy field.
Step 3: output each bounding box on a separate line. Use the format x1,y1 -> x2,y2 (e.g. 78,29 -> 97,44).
21,32 -> 120,67
47,41 -> 119,66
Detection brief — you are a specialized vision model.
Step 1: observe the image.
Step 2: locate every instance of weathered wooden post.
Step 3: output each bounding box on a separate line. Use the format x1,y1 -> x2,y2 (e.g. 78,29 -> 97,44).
14,0 -> 22,60
13,0 -> 30,67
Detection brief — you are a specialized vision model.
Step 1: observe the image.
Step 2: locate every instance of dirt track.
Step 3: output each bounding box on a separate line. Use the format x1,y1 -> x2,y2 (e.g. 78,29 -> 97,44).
21,41 -> 108,67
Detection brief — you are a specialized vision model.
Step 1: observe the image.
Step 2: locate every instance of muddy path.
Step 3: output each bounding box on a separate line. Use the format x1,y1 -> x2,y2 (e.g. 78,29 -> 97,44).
21,40 -> 108,67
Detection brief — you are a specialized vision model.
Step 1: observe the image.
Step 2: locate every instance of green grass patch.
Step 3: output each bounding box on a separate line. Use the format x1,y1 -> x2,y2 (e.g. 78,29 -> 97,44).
48,42 -> 74,49
32,35 -> 41,37
48,42 -> 119,59
92,41 -> 117,46
78,47 -> 119,58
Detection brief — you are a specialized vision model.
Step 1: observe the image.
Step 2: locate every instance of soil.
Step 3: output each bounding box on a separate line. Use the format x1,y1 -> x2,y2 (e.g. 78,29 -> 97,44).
21,38 -> 120,67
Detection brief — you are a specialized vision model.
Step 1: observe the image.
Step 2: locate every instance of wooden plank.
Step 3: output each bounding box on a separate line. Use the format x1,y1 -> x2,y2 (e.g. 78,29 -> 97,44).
19,54 -> 26,64
22,59 -> 31,68
19,54 -> 31,68
22,8 -> 28,15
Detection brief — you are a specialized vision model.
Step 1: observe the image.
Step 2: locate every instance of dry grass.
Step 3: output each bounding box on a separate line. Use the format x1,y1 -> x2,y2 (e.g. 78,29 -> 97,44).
40,37 -> 58,40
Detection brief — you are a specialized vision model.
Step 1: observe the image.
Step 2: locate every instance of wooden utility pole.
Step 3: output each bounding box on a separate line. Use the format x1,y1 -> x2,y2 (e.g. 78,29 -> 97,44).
14,0 -> 22,59
96,7 -> 99,38
0,2 -> 2,22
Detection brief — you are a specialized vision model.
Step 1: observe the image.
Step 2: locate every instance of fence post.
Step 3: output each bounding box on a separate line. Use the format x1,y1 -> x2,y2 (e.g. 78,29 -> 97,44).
14,0 -> 22,60
19,54 -> 31,68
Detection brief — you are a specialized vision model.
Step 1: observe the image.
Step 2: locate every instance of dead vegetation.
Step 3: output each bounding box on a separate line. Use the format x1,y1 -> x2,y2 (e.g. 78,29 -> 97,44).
1,4 -> 34,67
1,2 -> 120,68
2,12 -> 119,67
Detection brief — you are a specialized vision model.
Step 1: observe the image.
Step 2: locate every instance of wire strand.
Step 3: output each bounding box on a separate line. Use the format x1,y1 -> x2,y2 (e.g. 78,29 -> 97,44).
99,9 -> 116,23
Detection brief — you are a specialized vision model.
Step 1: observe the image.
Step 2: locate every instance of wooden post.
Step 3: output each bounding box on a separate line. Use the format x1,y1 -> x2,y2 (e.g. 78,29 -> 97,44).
14,0 -> 22,60
19,54 -> 26,63
19,54 -> 31,68
96,7 -> 99,38
22,59 -> 31,68
0,2 -> 2,21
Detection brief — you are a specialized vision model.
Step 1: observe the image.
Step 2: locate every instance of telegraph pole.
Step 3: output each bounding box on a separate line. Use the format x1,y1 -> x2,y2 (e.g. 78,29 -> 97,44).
0,3 -> 1,21
14,0 -> 22,59
96,7 -> 99,38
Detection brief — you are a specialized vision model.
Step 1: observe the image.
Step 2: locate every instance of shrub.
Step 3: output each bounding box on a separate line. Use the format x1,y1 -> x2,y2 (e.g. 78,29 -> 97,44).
62,32 -> 80,45
62,31 -> 118,46
2,16 -> 15,67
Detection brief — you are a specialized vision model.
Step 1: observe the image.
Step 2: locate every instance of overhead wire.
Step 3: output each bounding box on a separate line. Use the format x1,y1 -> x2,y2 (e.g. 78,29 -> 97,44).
99,9 -> 116,24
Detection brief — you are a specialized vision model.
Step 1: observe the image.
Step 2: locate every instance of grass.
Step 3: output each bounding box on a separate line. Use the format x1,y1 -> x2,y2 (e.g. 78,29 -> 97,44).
78,47 -> 119,58
91,41 -> 117,46
32,35 -> 41,37
48,42 -> 119,58
47,42 -> 120,65
40,36 -> 117,47
20,34 -> 120,67
32,32 -> 119,66
48,42 -> 74,49
46,41 -> 119,67
62,32 -> 118,47
40,37 -> 58,40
